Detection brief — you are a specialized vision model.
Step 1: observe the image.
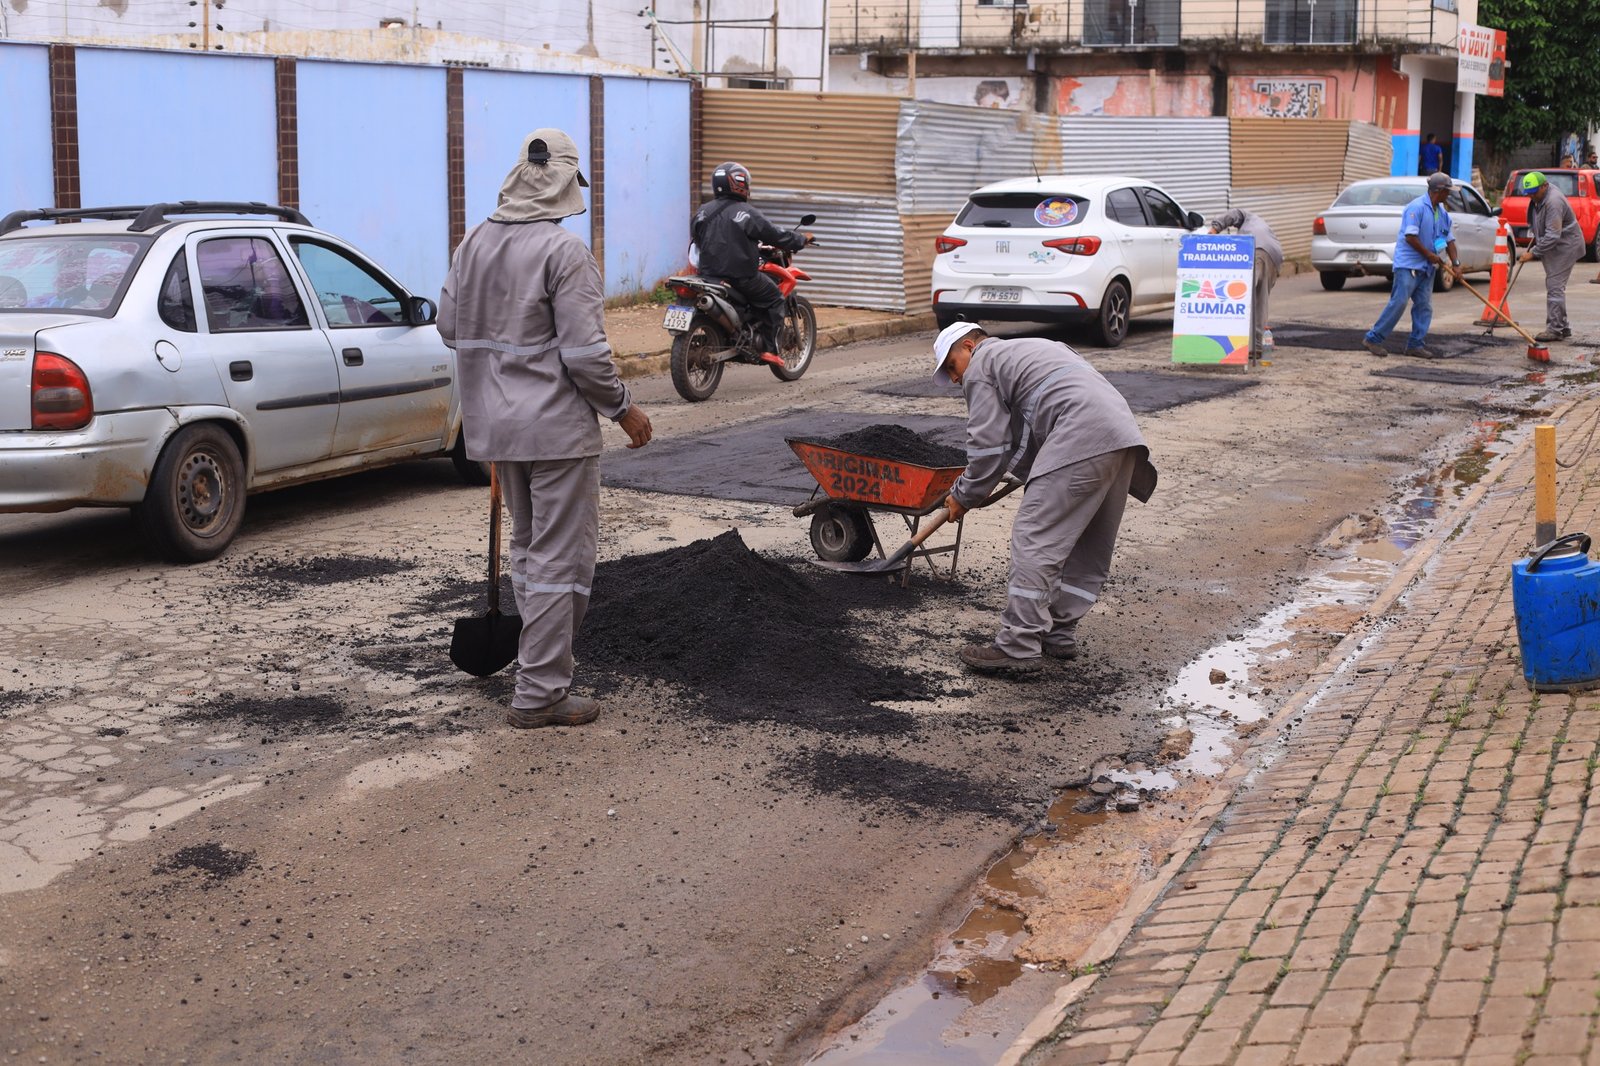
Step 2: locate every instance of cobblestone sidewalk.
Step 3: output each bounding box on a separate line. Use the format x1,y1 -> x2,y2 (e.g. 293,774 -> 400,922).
1031,397 -> 1600,1066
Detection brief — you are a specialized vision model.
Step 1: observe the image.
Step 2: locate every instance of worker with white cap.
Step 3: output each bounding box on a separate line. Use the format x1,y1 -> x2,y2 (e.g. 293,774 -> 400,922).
440,128 -> 654,728
931,322 -> 1156,675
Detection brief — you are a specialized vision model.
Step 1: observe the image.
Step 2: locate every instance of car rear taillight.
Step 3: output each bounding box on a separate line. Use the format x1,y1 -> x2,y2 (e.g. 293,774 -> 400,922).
1041,236 -> 1102,255
935,236 -> 967,254
1313,216 -> 1327,235
31,352 -> 93,431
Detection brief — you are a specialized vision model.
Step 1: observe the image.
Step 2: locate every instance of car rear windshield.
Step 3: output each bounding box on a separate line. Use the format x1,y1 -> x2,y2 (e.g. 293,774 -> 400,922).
1510,171 -> 1579,196
956,193 -> 1090,229
1333,183 -> 1430,208
0,235 -> 148,314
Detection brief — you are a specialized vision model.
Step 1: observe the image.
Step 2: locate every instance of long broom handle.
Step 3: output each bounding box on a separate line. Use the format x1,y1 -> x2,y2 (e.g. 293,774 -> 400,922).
1456,271 -> 1542,346
487,463 -> 502,614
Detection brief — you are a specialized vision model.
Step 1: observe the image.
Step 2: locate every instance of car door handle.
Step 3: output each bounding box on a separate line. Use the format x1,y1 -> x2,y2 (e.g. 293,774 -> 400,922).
229,360 -> 252,382
342,347 -> 364,366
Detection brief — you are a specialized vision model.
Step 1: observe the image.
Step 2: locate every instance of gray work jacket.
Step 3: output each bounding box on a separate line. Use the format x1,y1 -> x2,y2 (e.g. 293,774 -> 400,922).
439,219 -> 632,462
1207,208 -> 1284,270
1529,185 -> 1586,260
951,336 -> 1156,509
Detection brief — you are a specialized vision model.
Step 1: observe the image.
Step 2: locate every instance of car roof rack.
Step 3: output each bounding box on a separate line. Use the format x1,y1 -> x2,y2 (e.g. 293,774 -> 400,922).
0,201 -> 311,236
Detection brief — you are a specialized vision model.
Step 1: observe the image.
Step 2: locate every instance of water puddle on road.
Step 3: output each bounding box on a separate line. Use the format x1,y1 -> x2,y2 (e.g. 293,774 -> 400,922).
809,407 -> 1543,1064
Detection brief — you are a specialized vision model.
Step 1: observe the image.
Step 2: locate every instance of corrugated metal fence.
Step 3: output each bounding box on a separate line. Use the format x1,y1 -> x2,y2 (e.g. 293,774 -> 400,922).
700,89 -> 1390,312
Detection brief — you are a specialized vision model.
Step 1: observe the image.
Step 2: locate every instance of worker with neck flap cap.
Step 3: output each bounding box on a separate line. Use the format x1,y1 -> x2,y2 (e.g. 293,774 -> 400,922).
440,128 -> 653,729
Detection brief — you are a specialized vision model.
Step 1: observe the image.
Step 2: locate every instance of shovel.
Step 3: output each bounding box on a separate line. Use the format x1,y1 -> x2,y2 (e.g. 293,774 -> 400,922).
450,463 -> 522,676
1453,269 -> 1550,362
817,479 -> 1023,575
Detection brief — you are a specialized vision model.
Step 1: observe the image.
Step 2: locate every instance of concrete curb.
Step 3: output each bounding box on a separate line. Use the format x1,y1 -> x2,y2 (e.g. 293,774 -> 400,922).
614,312 -> 939,380
1001,395 -> 1581,1066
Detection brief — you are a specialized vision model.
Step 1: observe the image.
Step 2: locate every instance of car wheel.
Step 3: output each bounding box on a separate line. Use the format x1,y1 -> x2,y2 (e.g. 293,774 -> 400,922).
134,423 -> 246,563
1433,267 -> 1457,293
1090,279 -> 1130,348
450,433 -> 491,486
1319,271 -> 1347,292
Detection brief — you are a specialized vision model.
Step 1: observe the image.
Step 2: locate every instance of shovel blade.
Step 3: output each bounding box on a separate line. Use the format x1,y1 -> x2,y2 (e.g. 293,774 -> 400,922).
450,608 -> 522,676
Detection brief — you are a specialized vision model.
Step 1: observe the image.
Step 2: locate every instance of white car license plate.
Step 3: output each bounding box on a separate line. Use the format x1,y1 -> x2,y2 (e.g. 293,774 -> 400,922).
662,305 -> 694,332
1349,251 -> 1379,263
980,287 -> 1022,303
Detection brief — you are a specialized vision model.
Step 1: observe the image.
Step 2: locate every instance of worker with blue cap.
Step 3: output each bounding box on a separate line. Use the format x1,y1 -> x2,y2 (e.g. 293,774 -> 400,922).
930,321 -> 1157,675
1517,171 -> 1585,342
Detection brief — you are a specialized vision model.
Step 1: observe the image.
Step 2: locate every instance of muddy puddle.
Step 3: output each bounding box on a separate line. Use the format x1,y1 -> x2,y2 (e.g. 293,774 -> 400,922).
809,383 -> 1555,1063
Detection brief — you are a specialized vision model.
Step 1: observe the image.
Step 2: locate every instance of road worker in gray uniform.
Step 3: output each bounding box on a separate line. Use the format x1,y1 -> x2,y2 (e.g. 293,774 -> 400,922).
932,322 -> 1156,675
1517,171 -> 1585,342
1206,207 -> 1283,360
440,128 -> 653,728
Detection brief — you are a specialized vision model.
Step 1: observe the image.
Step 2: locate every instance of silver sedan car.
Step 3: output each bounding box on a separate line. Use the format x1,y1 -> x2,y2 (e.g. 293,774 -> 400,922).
0,202 -> 484,562
1311,177 -> 1501,293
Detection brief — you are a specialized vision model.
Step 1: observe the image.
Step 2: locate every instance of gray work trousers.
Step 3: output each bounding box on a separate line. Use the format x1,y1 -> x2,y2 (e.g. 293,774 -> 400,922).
1253,251 -> 1279,357
994,448 -> 1137,659
1541,247 -> 1583,332
496,455 -> 600,710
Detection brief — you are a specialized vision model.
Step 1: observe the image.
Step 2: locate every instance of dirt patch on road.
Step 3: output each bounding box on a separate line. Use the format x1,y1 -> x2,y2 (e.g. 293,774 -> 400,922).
780,748 -> 1014,817
180,693 -> 348,736
231,553 -> 418,588
153,842 -> 256,882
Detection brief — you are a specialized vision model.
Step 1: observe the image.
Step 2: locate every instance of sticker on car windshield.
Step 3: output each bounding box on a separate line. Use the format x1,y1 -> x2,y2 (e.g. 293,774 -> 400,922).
1034,198 -> 1079,227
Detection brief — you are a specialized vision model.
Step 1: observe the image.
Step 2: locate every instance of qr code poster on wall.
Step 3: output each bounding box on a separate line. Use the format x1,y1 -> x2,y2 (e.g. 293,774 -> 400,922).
1231,77 -> 1329,119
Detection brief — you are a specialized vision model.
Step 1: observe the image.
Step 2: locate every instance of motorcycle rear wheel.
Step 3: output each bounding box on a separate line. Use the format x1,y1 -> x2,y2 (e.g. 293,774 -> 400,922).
769,296 -> 817,382
670,319 -> 728,402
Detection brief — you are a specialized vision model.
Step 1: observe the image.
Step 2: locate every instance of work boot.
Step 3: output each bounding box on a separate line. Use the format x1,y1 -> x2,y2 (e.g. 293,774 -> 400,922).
958,644 -> 1043,676
1363,339 -> 1388,358
507,694 -> 601,729
1042,640 -> 1080,661
1534,329 -> 1570,342
1403,344 -> 1439,359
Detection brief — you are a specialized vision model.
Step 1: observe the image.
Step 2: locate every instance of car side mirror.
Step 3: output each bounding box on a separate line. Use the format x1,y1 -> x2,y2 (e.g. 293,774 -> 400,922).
1186,211 -> 1205,230
1491,206 -> 1502,216
799,213 -> 817,226
406,296 -> 437,326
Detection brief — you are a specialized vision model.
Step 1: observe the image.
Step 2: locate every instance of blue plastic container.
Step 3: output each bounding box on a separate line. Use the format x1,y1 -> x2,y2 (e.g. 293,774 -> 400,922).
1511,532 -> 1600,691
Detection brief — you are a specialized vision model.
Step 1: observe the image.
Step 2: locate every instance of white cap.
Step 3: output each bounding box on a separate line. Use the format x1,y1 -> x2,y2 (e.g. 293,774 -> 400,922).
932,321 -> 985,383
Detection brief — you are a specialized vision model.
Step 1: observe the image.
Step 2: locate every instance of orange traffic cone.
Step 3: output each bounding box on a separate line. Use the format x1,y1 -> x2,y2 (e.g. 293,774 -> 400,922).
1480,220 -> 1511,326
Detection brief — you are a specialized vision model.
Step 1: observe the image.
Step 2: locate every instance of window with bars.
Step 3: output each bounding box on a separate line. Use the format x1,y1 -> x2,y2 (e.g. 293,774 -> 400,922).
1083,0 -> 1179,46
1263,0 -> 1357,44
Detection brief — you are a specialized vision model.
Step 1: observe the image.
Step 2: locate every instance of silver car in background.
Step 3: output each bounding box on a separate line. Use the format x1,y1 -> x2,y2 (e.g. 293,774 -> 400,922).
1311,177 -> 1500,293
0,202 -> 484,562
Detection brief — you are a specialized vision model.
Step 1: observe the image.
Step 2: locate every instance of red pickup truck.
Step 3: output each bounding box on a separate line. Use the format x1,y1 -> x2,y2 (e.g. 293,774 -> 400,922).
1501,168 -> 1600,260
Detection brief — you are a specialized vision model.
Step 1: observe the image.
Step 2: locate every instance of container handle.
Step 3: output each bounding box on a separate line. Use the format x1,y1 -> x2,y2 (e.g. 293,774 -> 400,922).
1527,532 -> 1592,572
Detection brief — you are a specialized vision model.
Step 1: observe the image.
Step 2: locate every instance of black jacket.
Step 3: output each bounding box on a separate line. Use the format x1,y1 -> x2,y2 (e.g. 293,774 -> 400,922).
692,197 -> 804,279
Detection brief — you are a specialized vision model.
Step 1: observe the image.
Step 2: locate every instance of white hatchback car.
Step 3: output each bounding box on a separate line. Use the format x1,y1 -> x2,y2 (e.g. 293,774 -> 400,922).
931,175 -> 1205,347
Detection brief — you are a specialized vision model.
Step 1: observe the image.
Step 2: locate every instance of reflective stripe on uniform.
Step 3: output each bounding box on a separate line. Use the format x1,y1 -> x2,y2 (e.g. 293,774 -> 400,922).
526,581 -> 593,596
560,341 -> 611,360
1055,581 -> 1098,604
968,445 -> 1008,458
1008,586 -> 1046,600
456,337 -> 562,357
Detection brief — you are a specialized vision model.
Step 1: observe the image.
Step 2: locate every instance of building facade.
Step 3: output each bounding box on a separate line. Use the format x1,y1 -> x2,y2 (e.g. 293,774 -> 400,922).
828,0 -> 1479,178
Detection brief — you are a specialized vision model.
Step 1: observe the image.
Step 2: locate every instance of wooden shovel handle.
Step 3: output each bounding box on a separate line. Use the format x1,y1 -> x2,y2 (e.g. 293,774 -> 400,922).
487,464 -> 503,614
1456,273 -> 1541,347
914,477 -> 1024,542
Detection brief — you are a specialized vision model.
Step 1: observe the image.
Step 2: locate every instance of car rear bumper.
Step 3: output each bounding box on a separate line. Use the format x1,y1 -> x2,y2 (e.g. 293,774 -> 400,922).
1311,237 -> 1395,274
0,409 -> 176,512
933,301 -> 1096,324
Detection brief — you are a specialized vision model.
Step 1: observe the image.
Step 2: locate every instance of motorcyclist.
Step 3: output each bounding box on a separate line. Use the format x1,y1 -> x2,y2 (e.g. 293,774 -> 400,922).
691,161 -> 811,366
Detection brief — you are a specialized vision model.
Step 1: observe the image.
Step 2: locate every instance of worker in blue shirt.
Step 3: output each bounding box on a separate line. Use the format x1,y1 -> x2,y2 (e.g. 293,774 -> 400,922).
1364,172 -> 1459,359
1420,133 -> 1445,175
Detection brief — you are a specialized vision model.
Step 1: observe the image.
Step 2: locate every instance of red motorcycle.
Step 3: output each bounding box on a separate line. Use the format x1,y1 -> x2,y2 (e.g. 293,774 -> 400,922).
663,213 -> 819,402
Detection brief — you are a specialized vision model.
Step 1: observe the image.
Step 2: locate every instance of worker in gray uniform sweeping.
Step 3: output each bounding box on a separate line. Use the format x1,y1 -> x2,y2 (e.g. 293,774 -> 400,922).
1517,171 -> 1585,342
440,128 -> 653,728
932,322 -> 1157,675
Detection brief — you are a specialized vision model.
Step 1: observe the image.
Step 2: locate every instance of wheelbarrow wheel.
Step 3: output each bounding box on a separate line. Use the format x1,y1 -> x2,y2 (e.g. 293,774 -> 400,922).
810,503 -> 874,562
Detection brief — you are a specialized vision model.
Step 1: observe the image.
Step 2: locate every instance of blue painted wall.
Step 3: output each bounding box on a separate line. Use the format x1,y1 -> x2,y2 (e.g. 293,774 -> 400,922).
1391,131 -> 1421,178
0,44 -> 54,212
297,60 -> 449,298
462,70 -> 591,244
76,49 -> 278,208
1451,136 -> 1474,182
602,77 -> 691,297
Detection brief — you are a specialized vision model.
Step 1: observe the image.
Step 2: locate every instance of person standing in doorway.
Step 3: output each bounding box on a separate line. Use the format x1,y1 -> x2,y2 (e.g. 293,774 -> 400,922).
1420,133 -> 1445,175
1363,172 -> 1459,358
1517,171 -> 1586,341
1206,207 -> 1283,360
440,128 -> 654,729
930,323 -> 1157,675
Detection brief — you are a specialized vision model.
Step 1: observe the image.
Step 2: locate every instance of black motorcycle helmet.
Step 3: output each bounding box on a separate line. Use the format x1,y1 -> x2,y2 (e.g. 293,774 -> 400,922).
711,161 -> 752,201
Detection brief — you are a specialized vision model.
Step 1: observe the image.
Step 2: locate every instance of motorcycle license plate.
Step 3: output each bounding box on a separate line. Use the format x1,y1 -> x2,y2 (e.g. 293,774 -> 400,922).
981,287 -> 1022,303
662,305 -> 694,332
